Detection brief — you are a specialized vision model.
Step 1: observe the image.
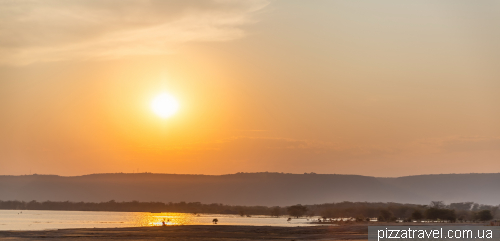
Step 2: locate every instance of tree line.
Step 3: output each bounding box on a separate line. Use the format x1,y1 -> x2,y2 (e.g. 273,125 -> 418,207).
0,200 -> 270,215
303,201 -> 498,222
0,200 -> 497,222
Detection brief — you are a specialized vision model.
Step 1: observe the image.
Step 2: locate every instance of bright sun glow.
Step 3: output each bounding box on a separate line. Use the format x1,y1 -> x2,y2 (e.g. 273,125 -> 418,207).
151,93 -> 179,118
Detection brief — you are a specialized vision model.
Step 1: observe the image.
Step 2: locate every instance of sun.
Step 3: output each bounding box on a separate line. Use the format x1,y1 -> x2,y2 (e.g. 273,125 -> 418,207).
151,93 -> 179,118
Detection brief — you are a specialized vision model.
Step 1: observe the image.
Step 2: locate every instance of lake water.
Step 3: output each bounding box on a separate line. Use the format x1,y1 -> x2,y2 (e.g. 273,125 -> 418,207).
0,210 -> 323,231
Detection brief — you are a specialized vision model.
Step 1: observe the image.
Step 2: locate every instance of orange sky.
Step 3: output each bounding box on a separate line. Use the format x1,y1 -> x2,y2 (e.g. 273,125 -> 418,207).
1,0 -> 499,176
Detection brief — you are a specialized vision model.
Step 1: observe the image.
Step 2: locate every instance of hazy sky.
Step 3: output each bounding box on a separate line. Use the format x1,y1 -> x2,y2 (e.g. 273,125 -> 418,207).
1,0 -> 499,177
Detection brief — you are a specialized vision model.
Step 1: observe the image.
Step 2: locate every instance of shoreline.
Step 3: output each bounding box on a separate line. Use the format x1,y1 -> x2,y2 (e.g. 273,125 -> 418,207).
0,223 -> 491,241
0,224 -> 366,240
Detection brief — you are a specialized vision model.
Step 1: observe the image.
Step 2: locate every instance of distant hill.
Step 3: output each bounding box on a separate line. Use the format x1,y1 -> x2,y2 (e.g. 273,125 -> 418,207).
1,173 -> 499,206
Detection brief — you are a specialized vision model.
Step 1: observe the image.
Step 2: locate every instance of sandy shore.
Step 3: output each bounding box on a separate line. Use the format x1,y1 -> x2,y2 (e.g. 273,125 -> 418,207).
0,225 -> 368,241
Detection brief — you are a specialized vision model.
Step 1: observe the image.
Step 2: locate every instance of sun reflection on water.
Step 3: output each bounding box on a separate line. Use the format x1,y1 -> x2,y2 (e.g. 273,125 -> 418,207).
134,212 -> 195,227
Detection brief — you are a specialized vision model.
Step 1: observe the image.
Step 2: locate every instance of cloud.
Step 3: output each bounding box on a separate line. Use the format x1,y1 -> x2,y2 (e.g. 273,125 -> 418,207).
0,0 -> 269,65
161,136 -> 398,164
183,136 -> 500,170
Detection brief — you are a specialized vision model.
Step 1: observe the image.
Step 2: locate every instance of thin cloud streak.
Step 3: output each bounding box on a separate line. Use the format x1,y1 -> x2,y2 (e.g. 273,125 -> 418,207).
0,0 -> 270,65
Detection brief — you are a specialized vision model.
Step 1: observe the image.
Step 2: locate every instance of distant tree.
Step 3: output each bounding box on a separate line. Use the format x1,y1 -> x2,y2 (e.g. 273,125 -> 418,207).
442,209 -> 456,222
355,215 -> 365,222
476,210 -> 493,221
270,206 -> 281,217
380,210 -> 393,222
490,206 -> 499,218
212,218 -> 218,224
287,204 -> 308,218
26,200 -> 40,210
425,208 -> 456,222
411,210 -> 423,221
425,208 -> 438,220
238,209 -> 245,217
320,209 -> 335,219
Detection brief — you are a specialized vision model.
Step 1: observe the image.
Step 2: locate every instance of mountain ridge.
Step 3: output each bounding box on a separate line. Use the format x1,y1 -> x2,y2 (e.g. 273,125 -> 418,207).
1,172 -> 499,206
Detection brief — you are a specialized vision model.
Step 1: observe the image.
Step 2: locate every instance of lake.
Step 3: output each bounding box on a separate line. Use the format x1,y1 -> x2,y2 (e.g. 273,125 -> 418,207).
0,210 -> 323,230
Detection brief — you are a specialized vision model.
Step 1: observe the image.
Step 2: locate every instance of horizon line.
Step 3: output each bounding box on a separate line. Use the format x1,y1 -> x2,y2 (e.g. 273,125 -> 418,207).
2,171 -> 500,179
